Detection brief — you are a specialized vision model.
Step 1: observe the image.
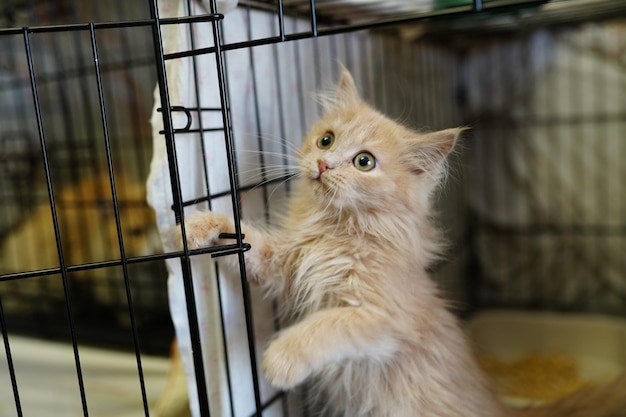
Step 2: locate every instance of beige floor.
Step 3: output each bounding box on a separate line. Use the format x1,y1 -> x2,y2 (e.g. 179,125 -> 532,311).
0,335 -> 171,417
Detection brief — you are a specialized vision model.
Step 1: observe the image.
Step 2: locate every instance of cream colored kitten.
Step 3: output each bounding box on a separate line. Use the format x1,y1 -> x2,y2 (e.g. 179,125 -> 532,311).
178,69 -> 625,417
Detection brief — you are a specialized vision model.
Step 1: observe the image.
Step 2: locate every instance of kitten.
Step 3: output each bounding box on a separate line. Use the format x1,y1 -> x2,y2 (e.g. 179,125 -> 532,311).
177,69 -> 625,417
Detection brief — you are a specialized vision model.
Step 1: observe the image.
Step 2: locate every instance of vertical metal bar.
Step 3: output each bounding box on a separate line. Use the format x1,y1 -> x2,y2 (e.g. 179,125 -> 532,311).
293,20 -> 308,139
22,27 -> 90,417
206,0 -> 263,414
212,260 -> 236,417
211,80 -> 238,417
185,0 -> 215,210
473,0 -> 484,12
147,1 -> 212,416
0,298 -> 23,417
270,33 -> 290,417
184,0 -> 236,414
218,16 -> 241,417
313,38 -> 322,115
47,27 -> 82,300
309,0 -> 317,37
271,43 -> 290,195
88,23 -> 151,417
277,0 -> 286,42
67,29 -> 100,174
113,0 -> 151,177
291,20 -> 309,417
247,6 -> 271,217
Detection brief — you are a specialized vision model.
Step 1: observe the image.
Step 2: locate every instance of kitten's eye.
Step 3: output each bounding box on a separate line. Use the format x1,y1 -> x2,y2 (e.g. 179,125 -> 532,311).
353,152 -> 376,171
317,132 -> 335,149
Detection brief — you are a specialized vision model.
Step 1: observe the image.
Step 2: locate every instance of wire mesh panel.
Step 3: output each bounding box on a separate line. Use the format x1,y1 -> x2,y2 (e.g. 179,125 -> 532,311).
463,23 -> 626,314
0,0 -> 170,353
0,1 -> 173,416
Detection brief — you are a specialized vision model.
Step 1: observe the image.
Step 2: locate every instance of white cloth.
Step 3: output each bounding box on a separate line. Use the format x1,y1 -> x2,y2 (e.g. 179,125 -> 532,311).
146,2 -> 318,416
146,1 -> 271,416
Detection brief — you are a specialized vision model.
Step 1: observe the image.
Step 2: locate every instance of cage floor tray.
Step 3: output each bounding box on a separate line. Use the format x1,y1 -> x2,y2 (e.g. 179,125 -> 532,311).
465,310 -> 626,406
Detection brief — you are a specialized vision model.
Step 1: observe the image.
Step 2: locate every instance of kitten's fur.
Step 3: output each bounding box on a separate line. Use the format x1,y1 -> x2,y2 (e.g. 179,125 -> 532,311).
178,69 -> 625,417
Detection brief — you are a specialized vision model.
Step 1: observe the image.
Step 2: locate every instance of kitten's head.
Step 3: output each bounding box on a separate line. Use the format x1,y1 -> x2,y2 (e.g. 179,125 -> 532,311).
298,68 -> 463,214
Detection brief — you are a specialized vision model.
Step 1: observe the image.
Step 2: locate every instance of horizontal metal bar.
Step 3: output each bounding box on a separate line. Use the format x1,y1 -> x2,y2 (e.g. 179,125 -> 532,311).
0,13 -> 223,36
247,391 -> 285,417
163,0 -> 548,60
0,243 -> 250,282
163,127 -> 225,134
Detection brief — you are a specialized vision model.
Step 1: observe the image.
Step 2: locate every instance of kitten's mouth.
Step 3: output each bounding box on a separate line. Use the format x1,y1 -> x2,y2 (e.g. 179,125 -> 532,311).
313,171 -> 329,182
312,171 -> 327,184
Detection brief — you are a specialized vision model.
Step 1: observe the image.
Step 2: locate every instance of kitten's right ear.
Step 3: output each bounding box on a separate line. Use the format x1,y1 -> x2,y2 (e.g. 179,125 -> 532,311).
316,66 -> 362,111
334,67 -> 361,108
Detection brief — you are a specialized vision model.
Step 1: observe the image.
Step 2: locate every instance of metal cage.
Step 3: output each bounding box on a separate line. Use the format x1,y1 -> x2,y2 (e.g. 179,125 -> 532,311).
1,0 -> 625,416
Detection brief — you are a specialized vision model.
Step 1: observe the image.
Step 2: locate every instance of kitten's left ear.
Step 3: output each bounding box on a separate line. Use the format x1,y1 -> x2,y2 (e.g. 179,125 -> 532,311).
407,127 -> 466,175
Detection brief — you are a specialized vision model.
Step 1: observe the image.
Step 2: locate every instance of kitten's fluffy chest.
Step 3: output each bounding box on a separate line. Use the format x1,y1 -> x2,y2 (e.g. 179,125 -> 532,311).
276,222 -> 373,316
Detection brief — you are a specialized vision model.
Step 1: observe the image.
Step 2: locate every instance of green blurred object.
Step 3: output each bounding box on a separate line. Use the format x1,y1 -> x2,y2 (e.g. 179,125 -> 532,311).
434,0 -> 474,9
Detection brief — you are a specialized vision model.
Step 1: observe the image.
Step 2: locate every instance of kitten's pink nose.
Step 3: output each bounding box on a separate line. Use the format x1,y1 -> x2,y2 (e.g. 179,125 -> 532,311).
317,159 -> 331,176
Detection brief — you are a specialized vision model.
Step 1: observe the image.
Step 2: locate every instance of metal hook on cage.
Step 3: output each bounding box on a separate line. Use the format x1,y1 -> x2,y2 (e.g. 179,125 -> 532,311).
157,106 -> 193,134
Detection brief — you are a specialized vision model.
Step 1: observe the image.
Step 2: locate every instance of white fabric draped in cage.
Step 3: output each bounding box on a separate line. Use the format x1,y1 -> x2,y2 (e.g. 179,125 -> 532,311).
146,1 -> 322,416
146,1 -> 283,416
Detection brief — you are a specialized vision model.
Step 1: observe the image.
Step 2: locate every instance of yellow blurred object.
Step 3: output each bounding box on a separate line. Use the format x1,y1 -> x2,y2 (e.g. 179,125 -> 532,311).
478,352 -> 588,402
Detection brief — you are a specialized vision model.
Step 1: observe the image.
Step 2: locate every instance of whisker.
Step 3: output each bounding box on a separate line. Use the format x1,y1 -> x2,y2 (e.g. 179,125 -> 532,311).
242,172 -> 300,199
239,149 -> 300,163
266,172 -> 300,203
240,132 -> 301,155
238,166 -> 300,184
237,165 -> 300,176
318,180 -> 338,220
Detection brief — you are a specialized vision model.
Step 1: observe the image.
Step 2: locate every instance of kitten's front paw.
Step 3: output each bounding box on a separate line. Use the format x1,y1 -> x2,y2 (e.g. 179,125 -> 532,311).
174,211 -> 232,250
262,336 -> 312,390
